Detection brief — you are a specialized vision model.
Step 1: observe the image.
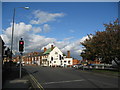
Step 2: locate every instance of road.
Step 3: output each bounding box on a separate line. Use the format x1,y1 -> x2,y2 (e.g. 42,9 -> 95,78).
24,66 -> 119,89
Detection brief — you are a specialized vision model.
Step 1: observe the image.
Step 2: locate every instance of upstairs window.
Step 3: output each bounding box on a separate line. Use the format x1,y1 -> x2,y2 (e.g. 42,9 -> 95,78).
51,57 -> 53,61
55,52 -> 58,54
68,61 -> 71,64
59,55 -> 62,60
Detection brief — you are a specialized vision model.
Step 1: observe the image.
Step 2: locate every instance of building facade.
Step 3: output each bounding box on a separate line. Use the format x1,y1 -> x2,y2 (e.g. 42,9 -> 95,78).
41,45 -> 73,67
21,45 -> 74,67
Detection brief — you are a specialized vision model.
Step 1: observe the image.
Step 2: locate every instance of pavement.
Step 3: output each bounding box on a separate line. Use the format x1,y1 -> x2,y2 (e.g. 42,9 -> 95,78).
2,65 -> 32,89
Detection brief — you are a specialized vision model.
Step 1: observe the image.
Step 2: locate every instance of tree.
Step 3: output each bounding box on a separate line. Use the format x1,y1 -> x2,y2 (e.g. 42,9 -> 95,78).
81,19 -> 120,64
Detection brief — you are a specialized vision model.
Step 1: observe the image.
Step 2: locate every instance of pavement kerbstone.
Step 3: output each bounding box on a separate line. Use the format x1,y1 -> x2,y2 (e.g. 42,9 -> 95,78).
3,79 -> 29,88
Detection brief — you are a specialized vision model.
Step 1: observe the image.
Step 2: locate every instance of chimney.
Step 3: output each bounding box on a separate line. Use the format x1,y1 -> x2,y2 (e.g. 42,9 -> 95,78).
44,47 -> 47,52
67,51 -> 70,58
51,45 -> 54,50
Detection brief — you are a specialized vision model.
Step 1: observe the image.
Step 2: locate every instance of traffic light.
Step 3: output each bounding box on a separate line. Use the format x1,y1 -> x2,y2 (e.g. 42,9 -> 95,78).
19,38 -> 24,52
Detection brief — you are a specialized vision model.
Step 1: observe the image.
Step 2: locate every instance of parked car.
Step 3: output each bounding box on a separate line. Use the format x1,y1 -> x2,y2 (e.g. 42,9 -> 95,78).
73,64 -> 83,69
112,60 -> 120,68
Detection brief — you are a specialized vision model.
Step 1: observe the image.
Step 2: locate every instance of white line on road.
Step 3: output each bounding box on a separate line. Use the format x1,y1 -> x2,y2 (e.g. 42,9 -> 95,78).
42,79 -> 85,85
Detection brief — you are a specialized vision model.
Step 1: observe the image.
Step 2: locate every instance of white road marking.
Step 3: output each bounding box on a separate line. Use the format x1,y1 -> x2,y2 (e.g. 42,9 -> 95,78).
43,79 -> 85,85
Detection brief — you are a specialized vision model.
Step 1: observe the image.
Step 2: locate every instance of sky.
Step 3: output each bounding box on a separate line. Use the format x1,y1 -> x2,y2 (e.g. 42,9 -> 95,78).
1,2 -> 118,59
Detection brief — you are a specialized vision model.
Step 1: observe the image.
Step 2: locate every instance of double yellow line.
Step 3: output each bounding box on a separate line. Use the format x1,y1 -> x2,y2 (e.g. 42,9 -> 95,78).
28,72 -> 44,90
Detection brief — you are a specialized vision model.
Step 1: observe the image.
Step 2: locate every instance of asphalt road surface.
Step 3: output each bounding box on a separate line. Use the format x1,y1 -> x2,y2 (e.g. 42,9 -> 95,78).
24,66 -> 119,89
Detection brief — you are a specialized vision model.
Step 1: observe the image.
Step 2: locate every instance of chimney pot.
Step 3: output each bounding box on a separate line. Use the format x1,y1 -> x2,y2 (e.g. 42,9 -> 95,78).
51,45 -> 54,50
67,50 -> 70,58
44,47 -> 47,52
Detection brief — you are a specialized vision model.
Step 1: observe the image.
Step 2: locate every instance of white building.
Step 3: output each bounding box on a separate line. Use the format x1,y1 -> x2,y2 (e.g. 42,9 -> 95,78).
41,45 -> 73,67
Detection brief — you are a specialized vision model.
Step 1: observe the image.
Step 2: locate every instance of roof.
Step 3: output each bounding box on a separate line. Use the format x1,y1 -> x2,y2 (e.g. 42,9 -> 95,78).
25,52 -> 44,57
43,47 -> 55,55
39,52 -> 44,56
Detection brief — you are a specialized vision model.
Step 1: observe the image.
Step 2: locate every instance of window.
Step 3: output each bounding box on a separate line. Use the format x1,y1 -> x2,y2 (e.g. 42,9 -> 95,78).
55,52 -> 58,54
68,61 -> 71,64
54,61 -> 56,63
51,57 -> 53,61
59,55 -> 62,60
64,61 -> 66,63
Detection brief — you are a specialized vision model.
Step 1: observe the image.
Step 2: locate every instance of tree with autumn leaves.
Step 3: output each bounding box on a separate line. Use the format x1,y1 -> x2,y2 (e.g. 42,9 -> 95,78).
81,19 -> 120,64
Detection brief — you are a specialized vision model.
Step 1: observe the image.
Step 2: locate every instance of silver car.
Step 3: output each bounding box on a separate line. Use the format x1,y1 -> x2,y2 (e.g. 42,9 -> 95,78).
73,64 -> 83,69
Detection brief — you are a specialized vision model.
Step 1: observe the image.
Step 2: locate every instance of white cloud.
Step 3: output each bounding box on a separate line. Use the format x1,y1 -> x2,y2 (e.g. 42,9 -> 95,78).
64,37 -> 74,41
25,34 -> 56,52
41,42 -> 55,50
59,39 -> 83,59
43,24 -> 50,32
30,10 -> 65,24
2,22 -> 32,46
1,21 -> 89,59
57,36 -> 91,59
80,35 -> 92,43
41,36 -> 88,59
32,27 -> 42,33
1,22 -> 56,54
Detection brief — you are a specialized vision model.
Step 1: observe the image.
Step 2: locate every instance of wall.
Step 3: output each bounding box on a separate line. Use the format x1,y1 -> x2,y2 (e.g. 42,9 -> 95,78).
61,57 -> 73,67
48,47 -> 63,67
73,59 -> 80,65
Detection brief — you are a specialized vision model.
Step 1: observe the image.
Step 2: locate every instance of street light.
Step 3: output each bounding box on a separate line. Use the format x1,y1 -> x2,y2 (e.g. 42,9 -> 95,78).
20,6 -> 30,10
10,6 -> 29,61
24,7 -> 30,9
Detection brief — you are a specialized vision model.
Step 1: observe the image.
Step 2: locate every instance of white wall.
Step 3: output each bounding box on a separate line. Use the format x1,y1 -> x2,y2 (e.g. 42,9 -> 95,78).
48,47 -> 63,66
37,56 -> 40,65
41,46 -> 73,67
32,57 -> 34,64
61,58 -> 73,67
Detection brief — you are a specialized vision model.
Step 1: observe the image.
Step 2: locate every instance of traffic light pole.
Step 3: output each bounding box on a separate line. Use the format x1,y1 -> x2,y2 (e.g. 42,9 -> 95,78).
20,52 -> 22,78
19,38 -> 24,78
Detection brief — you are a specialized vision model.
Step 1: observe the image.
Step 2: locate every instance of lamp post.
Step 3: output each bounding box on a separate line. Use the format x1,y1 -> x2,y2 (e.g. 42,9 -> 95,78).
10,6 -> 29,61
